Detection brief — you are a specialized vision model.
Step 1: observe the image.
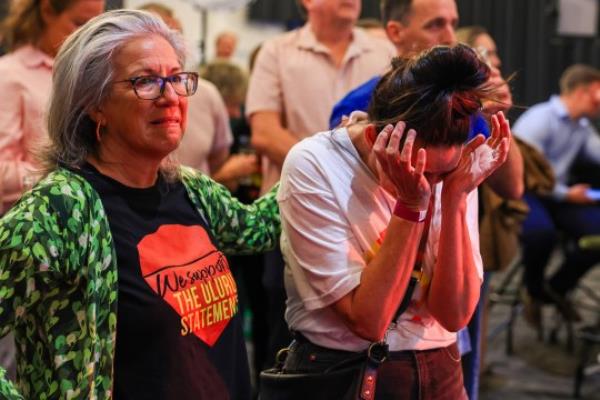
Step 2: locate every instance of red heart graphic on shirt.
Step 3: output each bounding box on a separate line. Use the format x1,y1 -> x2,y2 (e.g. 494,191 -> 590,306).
138,224 -> 238,347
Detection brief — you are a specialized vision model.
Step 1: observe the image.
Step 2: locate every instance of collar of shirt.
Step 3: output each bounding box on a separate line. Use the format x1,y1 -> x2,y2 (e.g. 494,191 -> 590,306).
550,94 -> 590,128
16,44 -> 54,70
296,23 -> 373,62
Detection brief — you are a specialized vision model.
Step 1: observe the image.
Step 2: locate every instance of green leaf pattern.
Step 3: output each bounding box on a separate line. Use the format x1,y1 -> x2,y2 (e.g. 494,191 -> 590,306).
0,167 -> 280,399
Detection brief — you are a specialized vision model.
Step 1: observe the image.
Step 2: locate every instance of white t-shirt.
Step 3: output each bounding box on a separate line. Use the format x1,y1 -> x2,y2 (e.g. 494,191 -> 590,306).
278,129 -> 483,352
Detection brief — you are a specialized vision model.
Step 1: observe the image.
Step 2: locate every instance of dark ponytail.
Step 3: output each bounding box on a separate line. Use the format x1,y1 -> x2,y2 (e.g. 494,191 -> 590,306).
368,44 -> 491,146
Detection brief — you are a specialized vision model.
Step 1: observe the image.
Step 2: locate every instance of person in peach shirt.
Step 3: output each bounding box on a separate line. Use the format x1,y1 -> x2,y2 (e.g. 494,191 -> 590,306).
0,0 -> 104,213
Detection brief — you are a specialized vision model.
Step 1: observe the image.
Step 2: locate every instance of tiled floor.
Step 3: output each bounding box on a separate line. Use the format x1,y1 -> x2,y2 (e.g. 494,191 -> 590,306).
481,260 -> 600,399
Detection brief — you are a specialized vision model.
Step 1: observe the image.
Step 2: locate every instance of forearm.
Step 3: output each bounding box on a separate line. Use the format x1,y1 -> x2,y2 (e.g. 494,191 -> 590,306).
253,129 -> 297,167
333,216 -> 424,341
250,112 -> 299,167
485,139 -> 524,199
207,148 -> 230,176
427,194 -> 481,332
211,161 -> 242,184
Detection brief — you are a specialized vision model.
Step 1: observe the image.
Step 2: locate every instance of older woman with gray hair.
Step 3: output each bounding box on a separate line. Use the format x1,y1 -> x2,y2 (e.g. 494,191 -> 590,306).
0,9 -> 279,400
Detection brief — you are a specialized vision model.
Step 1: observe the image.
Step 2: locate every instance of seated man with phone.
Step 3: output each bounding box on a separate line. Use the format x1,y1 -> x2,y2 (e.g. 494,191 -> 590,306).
513,64 -> 600,327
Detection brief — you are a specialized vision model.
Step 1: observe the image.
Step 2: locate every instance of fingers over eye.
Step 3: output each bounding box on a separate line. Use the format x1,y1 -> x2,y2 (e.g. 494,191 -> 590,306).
374,125 -> 393,153
414,148 -> 427,175
400,129 -> 417,163
387,121 -> 406,154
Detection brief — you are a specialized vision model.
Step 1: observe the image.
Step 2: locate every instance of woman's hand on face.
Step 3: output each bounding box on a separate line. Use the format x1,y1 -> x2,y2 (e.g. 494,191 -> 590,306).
373,122 -> 431,211
443,112 -> 510,197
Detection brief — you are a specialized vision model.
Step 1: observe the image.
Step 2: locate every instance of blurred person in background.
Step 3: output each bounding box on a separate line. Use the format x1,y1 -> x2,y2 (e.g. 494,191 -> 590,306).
0,0 -> 104,381
456,24 -> 526,398
215,31 -> 238,61
176,62 -> 236,178
200,61 -> 260,192
138,2 -> 183,32
456,25 -> 501,70
246,0 -> 395,368
513,64 -> 600,328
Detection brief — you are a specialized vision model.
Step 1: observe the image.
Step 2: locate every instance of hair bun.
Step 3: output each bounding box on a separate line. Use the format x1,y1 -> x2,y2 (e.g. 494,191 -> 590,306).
410,44 -> 489,92
368,43 -> 492,147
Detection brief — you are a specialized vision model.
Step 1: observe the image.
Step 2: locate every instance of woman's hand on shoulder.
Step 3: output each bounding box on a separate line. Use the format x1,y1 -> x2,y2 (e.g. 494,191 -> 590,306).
373,121 -> 431,211
443,112 -> 510,198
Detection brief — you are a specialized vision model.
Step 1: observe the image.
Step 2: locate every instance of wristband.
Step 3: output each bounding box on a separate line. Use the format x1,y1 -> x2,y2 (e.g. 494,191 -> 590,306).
393,200 -> 427,222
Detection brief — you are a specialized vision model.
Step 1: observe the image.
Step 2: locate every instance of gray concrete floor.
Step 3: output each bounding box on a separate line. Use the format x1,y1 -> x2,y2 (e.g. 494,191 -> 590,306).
481,257 -> 600,400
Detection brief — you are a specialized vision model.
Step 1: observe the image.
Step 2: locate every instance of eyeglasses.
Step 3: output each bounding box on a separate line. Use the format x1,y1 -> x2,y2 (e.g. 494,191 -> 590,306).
115,72 -> 199,100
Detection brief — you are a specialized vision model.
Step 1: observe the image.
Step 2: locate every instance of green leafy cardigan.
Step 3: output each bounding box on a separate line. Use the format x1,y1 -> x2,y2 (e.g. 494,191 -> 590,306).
0,167 -> 280,399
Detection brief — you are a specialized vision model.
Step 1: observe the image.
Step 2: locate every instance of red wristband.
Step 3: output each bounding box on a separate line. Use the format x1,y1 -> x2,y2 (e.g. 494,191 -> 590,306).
393,201 -> 427,222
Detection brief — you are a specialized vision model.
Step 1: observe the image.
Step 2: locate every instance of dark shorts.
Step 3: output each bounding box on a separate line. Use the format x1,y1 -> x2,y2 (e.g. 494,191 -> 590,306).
283,337 -> 466,400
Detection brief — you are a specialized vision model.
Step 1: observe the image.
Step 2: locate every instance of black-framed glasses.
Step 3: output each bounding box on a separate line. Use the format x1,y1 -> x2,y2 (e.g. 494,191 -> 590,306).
115,72 -> 199,100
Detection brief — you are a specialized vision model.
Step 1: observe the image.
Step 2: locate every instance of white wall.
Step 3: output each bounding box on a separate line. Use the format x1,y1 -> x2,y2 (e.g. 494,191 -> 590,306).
123,0 -> 285,69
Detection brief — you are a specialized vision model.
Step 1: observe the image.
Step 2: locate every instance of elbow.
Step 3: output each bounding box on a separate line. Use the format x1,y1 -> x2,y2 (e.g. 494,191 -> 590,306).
502,180 -> 524,200
346,317 -> 387,343
508,177 -> 525,199
429,302 -> 476,333
352,325 -> 387,343
488,177 -> 524,200
436,315 -> 470,333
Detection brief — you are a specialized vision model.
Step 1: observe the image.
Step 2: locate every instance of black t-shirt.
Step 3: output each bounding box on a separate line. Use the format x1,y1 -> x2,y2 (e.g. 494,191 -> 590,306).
75,164 -> 250,400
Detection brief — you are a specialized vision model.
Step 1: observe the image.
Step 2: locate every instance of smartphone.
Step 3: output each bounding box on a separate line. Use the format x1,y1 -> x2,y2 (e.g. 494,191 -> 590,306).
586,188 -> 600,201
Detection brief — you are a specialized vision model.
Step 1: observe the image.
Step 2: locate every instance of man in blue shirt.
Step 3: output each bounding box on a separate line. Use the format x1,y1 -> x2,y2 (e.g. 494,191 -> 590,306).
330,0 -> 523,200
513,64 -> 600,326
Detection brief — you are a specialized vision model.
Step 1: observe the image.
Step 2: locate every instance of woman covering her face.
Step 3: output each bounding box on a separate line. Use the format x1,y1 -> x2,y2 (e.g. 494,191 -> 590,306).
277,44 -> 511,399
0,9 -> 280,400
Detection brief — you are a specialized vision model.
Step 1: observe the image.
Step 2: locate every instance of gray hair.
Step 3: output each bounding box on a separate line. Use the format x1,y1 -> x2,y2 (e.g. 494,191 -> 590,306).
43,9 -> 186,174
